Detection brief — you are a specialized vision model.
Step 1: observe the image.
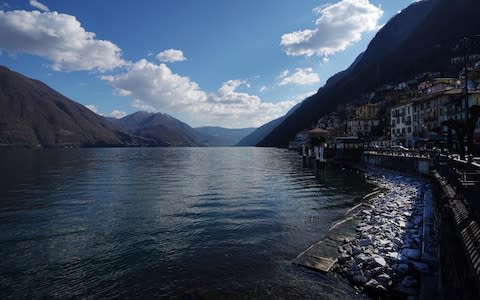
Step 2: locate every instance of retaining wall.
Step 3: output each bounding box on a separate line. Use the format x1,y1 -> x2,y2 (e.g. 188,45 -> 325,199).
361,153 -> 432,176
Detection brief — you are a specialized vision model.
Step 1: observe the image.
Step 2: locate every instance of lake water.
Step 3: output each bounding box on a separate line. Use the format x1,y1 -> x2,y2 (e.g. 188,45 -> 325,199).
0,147 -> 372,299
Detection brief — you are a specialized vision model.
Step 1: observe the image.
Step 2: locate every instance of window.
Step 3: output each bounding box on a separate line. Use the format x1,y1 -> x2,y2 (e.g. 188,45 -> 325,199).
407,127 -> 412,133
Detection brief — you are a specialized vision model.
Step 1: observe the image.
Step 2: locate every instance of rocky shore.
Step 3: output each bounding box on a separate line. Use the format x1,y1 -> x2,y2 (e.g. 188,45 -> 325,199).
333,171 -> 434,299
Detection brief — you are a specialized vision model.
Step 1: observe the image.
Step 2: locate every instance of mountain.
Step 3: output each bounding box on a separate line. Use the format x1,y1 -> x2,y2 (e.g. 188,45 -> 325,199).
194,126 -> 255,146
238,99 -> 304,146
258,0 -> 480,147
111,111 -> 204,147
0,66 -> 140,148
236,116 -> 285,147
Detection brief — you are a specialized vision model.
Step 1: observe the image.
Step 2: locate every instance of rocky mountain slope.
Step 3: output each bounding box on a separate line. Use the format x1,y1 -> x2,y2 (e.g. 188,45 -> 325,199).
0,66 -> 139,147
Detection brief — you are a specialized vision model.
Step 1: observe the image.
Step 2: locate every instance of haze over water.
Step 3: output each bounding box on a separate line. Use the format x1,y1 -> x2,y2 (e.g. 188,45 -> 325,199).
0,148 -> 372,298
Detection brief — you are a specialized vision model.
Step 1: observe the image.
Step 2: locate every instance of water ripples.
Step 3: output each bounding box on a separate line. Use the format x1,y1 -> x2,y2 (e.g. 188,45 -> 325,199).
0,147 -> 372,299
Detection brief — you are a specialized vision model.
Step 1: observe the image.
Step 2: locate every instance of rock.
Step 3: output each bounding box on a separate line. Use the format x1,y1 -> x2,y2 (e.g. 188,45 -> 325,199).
369,266 -> 384,276
365,279 -> 388,295
376,273 -> 391,283
351,246 -> 362,256
378,239 -> 390,247
393,238 -> 404,247
365,278 -> 379,289
371,255 -> 387,268
359,239 -> 371,247
374,284 -> 388,294
355,253 -> 371,264
338,253 -> 351,264
352,271 -> 368,285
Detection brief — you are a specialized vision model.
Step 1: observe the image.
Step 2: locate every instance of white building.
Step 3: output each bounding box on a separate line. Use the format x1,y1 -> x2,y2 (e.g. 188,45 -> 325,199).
391,103 -> 414,147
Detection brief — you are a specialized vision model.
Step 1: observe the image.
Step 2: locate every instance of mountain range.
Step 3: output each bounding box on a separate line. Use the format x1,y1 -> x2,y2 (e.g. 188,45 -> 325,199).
110,112 -> 255,147
2,0 -> 478,148
257,0 -> 480,146
0,66 -> 140,147
0,66 -> 254,148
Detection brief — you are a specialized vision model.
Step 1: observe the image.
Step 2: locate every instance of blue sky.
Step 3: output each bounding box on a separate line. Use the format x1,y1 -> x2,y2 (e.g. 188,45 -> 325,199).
0,0 -> 414,128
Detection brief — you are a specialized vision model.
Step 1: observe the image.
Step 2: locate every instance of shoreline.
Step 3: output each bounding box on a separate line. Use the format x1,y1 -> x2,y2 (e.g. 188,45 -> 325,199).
334,168 -> 436,298
296,164 -> 438,299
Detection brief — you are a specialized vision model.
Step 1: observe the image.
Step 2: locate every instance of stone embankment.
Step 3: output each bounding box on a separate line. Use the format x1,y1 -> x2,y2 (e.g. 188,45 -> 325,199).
334,171 -> 435,298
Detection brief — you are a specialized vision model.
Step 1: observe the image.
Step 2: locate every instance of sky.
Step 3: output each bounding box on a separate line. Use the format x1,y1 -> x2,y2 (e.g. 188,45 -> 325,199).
0,0 -> 416,128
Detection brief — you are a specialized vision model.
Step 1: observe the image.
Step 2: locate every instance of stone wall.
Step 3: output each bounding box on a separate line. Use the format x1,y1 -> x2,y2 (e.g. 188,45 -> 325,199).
361,153 -> 432,176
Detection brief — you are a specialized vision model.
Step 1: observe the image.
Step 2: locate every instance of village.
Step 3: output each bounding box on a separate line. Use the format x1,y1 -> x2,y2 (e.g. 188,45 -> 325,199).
289,55 -> 480,159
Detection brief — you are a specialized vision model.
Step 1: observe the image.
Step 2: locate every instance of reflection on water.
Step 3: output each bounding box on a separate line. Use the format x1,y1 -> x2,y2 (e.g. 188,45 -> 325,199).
0,147 -> 371,299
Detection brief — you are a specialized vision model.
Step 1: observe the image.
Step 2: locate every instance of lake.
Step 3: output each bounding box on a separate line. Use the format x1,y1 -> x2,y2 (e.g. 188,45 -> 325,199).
0,147 -> 372,299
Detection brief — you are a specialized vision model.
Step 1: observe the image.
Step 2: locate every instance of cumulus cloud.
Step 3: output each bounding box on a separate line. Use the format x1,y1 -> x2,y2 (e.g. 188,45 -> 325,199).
0,10 -> 126,71
281,0 -> 383,57
102,59 -> 296,127
101,59 -> 207,110
278,68 -> 320,86
109,110 -> 127,119
29,0 -> 49,12
156,49 -> 186,63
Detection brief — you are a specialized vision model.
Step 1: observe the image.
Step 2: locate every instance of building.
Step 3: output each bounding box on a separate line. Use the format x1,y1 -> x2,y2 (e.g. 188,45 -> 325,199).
347,119 -> 380,137
391,103 -> 413,147
412,90 -> 453,138
346,103 -> 381,138
354,103 -> 380,119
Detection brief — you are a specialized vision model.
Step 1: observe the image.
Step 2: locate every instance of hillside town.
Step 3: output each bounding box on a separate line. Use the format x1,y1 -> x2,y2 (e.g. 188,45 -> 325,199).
289,57 -> 480,157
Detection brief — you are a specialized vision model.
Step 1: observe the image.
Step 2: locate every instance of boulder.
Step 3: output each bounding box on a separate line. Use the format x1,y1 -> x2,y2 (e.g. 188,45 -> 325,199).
371,255 -> 388,268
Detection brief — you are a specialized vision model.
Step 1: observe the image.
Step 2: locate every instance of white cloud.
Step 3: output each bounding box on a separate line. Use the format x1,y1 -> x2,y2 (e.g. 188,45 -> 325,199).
101,59 -> 207,111
259,85 -> 268,93
278,67 -> 320,86
0,10 -> 126,71
102,59 -> 296,127
85,104 -> 99,113
156,49 -> 186,63
29,0 -> 49,12
280,0 -> 383,57
109,110 -> 127,119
